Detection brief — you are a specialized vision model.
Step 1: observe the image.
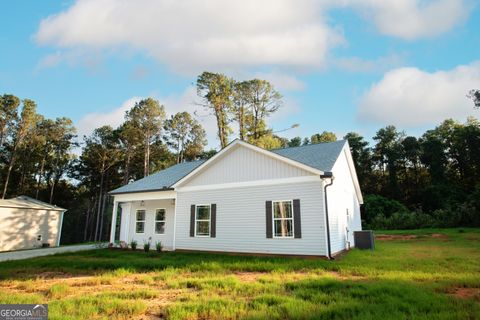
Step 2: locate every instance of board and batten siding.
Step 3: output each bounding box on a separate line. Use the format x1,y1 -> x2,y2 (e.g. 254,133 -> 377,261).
185,144 -> 312,187
327,146 -> 362,254
127,199 -> 175,250
175,180 -> 327,256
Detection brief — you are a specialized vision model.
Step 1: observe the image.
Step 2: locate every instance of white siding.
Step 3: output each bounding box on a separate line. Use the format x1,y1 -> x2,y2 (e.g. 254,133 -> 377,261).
126,199 -> 175,250
175,181 -> 327,256
327,147 -> 362,254
0,208 -> 62,251
186,144 -> 312,186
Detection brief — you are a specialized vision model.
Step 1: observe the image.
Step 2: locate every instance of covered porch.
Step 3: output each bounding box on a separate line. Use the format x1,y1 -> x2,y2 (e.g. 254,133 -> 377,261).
109,190 -> 176,250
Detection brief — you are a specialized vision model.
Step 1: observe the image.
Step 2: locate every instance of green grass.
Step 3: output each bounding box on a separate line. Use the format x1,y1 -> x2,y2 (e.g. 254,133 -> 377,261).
0,228 -> 479,319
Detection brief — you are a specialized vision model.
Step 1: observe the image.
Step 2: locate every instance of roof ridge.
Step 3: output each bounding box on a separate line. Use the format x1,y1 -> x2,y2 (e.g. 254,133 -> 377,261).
270,139 -> 346,152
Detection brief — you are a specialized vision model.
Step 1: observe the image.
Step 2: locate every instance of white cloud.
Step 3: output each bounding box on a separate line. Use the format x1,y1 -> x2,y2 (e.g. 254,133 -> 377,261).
351,0 -> 469,40
35,0 -> 470,75
76,96 -> 142,139
252,71 -> 306,91
35,0 -> 342,74
75,88 -> 222,148
358,61 -> 480,126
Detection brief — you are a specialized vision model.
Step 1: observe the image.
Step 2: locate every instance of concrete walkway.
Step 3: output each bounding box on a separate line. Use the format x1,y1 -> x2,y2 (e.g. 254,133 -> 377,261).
0,243 -> 106,262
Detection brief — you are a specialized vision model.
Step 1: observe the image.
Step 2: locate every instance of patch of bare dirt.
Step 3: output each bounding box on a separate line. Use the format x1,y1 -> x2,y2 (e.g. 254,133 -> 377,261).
326,271 -> 365,281
376,234 -> 418,241
431,233 -> 448,239
233,272 -> 265,282
450,287 -> 480,301
466,234 -> 480,241
35,271 -> 83,279
376,233 -> 449,241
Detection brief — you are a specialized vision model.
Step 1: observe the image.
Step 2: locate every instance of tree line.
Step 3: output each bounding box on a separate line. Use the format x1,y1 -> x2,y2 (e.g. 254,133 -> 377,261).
1,79 -> 479,243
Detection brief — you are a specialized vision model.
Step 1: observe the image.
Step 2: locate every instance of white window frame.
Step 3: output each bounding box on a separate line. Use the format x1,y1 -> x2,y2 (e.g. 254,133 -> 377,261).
135,209 -> 146,234
155,208 -> 166,234
194,204 -> 211,237
272,200 -> 294,239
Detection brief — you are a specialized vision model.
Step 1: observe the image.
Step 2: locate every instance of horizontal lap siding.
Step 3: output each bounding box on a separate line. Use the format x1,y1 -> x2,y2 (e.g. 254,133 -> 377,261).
175,181 -> 326,256
187,145 -> 311,186
0,209 -> 61,251
328,148 -> 362,254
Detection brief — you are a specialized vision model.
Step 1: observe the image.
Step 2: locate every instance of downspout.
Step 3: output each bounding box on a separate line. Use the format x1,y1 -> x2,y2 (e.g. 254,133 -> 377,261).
320,172 -> 334,260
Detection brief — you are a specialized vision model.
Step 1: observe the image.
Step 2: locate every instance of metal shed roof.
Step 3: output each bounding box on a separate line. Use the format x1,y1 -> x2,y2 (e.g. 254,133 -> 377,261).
0,196 -> 66,211
110,140 -> 347,195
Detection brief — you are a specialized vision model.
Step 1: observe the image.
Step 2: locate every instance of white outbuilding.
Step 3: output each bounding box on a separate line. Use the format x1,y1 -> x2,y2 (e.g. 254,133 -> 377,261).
0,196 -> 66,251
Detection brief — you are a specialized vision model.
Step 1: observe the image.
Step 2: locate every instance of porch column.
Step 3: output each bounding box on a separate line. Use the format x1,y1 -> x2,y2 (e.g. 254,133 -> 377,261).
109,201 -> 119,243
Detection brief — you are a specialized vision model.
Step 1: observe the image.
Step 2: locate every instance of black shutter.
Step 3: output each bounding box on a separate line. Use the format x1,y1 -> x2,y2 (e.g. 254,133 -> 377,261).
210,204 -> 217,238
293,199 -> 301,238
190,205 -> 195,237
266,201 -> 273,238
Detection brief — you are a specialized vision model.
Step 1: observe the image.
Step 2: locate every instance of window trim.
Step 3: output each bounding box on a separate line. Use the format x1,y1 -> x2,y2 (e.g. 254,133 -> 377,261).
135,209 -> 146,234
155,208 -> 166,234
194,204 -> 211,237
272,200 -> 294,239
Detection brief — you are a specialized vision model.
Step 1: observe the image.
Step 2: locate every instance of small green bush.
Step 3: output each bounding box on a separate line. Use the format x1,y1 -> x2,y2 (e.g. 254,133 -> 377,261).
130,240 -> 138,250
143,241 -> 150,253
155,241 -> 163,253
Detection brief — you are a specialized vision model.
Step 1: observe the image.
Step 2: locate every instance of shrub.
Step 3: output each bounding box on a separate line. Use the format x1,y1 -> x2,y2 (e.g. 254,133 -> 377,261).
130,240 -> 138,250
363,194 -> 409,223
155,241 -> 163,253
143,241 -> 150,253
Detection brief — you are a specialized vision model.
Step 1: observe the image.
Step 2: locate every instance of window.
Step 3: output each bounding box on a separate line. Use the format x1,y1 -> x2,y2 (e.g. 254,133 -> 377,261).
195,205 -> 211,237
135,210 -> 146,233
155,209 -> 166,234
273,200 -> 293,238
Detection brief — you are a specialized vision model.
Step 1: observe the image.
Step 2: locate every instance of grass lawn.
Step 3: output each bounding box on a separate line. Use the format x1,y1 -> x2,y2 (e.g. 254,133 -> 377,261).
0,228 -> 479,319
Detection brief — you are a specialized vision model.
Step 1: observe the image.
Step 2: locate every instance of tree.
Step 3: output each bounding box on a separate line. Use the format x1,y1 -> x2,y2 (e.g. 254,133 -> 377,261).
373,126 -> 404,199
126,98 -> 165,177
197,72 -> 233,148
343,132 -> 372,190
117,120 -> 142,185
245,79 -> 282,141
420,131 -> 447,184
79,126 -> 121,241
467,89 -> 480,108
45,118 -> 77,203
311,131 -> 337,144
2,99 -> 37,198
231,81 -> 252,141
0,94 -> 20,149
164,112 -> 207,163
288,137 -> 302,147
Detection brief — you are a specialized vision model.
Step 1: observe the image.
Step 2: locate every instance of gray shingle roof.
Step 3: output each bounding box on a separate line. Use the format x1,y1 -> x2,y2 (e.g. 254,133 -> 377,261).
271,140 -> 346,172
109,140 -> 346,195
109,160 -> 206,194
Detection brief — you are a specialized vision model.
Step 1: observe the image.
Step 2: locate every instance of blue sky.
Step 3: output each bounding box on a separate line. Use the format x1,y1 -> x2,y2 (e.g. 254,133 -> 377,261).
1,0 -> 479,148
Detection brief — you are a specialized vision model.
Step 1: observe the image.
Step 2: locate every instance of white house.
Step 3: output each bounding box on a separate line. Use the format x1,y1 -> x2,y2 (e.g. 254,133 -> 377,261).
109,139 -> 363,258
